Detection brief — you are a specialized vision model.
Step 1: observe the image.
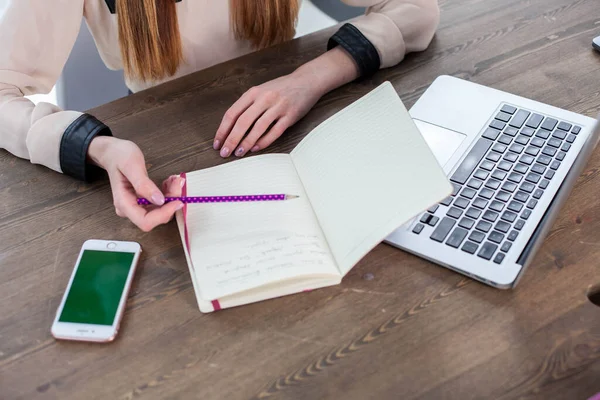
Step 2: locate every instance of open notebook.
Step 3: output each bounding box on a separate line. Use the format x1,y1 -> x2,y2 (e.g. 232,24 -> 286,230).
176,82 -> 452,312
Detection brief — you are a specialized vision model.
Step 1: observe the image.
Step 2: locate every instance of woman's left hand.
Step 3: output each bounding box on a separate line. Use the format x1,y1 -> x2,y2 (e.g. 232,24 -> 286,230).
213,70 -> 323,158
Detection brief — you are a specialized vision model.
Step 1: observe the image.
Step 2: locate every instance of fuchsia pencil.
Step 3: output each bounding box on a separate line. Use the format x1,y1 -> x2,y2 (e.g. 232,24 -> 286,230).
137,194 -> 299,205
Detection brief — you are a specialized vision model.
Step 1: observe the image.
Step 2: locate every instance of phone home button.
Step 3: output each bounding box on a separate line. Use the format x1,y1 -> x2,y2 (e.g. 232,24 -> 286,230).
107,242 -> 117,249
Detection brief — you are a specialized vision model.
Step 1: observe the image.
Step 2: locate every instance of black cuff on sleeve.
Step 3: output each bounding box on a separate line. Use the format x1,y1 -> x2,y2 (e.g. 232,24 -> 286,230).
60,114 -> 113,182
327,23 -> 381,78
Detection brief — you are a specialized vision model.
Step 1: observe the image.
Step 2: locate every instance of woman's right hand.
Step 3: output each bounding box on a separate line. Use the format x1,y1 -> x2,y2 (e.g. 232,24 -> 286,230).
88,136 -> 184,232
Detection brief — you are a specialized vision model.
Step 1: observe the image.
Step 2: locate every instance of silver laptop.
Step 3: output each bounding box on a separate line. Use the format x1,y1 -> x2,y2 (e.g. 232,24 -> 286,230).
385,75 -> 600,288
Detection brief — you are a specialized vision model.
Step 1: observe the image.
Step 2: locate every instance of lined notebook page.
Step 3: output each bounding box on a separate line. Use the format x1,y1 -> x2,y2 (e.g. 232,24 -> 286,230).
180,154 -> 339,300
291,82 -> 452,275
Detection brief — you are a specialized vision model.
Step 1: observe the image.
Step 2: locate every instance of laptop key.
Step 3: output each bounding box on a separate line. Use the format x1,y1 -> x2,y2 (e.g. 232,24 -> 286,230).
552,130 -> 567,140
501,104 -> 517,114
541,117 -> 558,131
462,241 -> 479,254
420,214 -> 433,224
474,169 -> 490,180
413,223 -> 425,234
566,134 -> 576,143
451,138 -> 494,184
490,120 -> 506,131
556,151 -> 566,161
493,253 -> 505,264
504,126 -> 519,136
498,161 -> 513,171
461,188 -> 477,199
525,146 -> 539,157
495,221 -> 511,234
446,228 -> 468,248
496,112 -> 512,122
520,182 -> 535,193
535,130 -> 551,139
447,206 -> 463,219
548,138 -> 562,148
521,209 -> 532,220
508,230 -> 519,241
533,189 -> 544,200
526,113 -> 544,129
430,217 -> 456,243
537,155 -> 552,166
562,143 -> 571,152
427,204 -> 439,213
545,170 -> 555,180
514,191 -> 529,203
479,188 -> 495,200
501,242 -> 512,252
473,197 -> 489,209
557,121 -> 572,131
521,127 -> 536,137
531,137 -> 545,147
441,196 -> 453,206
489,200 -> 505,213
476,220 -> 493,233
486,152 -> 501,162
514,220 -> 525,231
550,160 -> 561,170
492,143 -> 507,154
496,191 -> 511,202
467,179 -> 483,190
469,231 -> 485,244
454,197 -> 470,209
503,152 -> 519,162
485,179 -> 502,190
542,146 -> 557,157
519,155 -> 535,165
508,201 -> 524,213
458,217 -> 476,230
489,231 -> 505,244
525,172 -> 541,184
515,135 -> 530,145
466,207 -> 482,219
509,144 -> 524,154
509,109 -> 530,128
539,179 -> 550,189
531,164 -> 546,175
428,216 -> 440,226
483,210 -> 499,223
572,126 -> 581,134
498,134 -> 513,145
480,160 -> 495,171
508,172 -> 523,183
501,181 -> 518,193
501,211 -> 518,223
482,128 -> 501,141
491,170 -> 507,180
478,242 -> 499,260
527,199 -> 538,209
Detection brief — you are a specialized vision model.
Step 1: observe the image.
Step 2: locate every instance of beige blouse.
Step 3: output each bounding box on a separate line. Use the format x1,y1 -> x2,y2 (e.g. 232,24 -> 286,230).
0,0 -> 439,178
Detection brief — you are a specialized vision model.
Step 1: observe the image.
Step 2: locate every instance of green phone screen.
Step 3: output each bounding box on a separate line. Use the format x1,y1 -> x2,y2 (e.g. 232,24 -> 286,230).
59,250 -> 135,326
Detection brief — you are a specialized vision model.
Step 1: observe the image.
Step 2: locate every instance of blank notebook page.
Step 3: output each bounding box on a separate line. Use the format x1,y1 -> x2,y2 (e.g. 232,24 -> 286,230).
291,82 -> 452,274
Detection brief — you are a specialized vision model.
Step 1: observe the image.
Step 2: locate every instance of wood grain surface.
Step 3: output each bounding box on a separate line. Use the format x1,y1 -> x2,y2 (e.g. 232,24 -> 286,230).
1,0 -> 599,399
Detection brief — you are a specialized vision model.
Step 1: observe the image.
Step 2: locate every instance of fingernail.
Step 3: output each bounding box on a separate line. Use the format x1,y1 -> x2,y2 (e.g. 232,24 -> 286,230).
179,178 -> 186,188
213,140 -> 220,150
235,147 -> 244,157
251,146 -> 259,153
220,147 -> 230,157
151,192 -> 165,205
176,203 -> 184,211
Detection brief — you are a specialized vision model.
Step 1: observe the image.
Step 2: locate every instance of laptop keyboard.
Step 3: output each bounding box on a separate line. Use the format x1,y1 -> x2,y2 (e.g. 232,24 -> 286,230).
413,104 -> 581,264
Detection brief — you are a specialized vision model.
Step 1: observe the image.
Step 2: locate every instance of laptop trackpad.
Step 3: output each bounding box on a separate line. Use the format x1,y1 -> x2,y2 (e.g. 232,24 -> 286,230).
413,119 -> 467,168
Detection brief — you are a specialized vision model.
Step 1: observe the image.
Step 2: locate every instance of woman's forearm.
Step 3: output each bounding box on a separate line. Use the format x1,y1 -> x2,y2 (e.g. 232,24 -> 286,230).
292,47 -> 360,98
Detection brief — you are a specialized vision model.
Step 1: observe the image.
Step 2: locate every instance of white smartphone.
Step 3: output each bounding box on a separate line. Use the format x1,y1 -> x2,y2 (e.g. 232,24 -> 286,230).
51,240 -> 142,343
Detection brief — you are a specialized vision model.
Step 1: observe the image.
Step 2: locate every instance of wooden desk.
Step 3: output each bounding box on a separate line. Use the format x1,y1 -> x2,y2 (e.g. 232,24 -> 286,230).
2,0 -> 599,398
